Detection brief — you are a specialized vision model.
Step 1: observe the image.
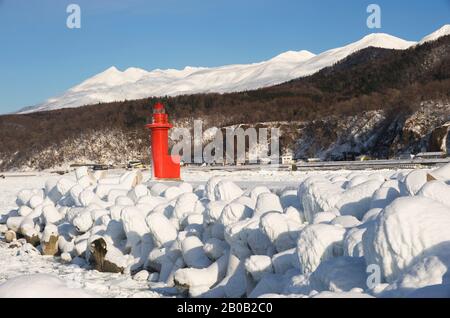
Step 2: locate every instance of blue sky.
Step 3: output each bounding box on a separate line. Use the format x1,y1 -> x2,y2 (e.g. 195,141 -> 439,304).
0,0 -> 449,113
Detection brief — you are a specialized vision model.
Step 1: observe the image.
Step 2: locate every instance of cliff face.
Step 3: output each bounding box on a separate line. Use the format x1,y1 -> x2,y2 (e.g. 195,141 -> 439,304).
291,101 -> 450,160
0,129 -> 150,171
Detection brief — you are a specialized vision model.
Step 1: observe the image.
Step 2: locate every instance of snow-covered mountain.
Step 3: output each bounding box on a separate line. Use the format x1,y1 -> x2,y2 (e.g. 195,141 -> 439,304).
419,24 -> 450,45
19,25 -> 450,114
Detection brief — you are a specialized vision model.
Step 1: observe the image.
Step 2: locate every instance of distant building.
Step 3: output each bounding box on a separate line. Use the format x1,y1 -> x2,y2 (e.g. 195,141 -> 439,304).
281,154 -> 294,165
397,153 -> 414,160
415,152 -> 446,159
356,155 -> 371,161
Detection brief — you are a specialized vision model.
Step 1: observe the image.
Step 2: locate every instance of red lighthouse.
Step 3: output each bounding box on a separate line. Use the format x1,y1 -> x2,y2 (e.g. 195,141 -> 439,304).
146,102 -> 180,180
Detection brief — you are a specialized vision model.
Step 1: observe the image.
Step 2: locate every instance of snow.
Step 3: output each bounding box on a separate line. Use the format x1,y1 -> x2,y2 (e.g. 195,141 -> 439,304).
363,196 -> 450,283
418,24 -> 450,45
27,25 -> 450,113
309,256 -> 367,293
296,224 -> 346,274
1,164 -> 450,298
0,274 -> 98,298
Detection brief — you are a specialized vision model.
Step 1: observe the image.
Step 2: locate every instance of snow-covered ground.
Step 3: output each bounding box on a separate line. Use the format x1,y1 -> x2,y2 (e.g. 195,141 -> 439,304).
0,169 -> 337,298
1,166 -> 450,298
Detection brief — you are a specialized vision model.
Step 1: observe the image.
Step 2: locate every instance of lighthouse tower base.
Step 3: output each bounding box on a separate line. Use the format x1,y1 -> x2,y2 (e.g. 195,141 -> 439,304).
146,102 -> 181,180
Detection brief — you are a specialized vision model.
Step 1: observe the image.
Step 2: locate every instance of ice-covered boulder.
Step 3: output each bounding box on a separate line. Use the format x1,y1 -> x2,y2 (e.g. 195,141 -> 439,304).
172,192 -> 200,225
6,216 -> 24,233
296,224 -> 346,274
44,178 -> 62,203
310,256 -> 367,293
312,212 -> 337,224
200,253 -> 248,298
363,196 -> 450,282
121,206 -> 149,249
343,227 -> 365,257
272,248 -> 298,274
214,181 -> 243,202
279,189 -> 300,210
95,171 -> 142,199
428,163 -> 450,181
417,181 -> 450,208
181,236 -> 212,269
361,208 -> 382,223
174,252 -> 229,295
331,216 -> 361,229
219,202 -> 253,226
203,238 -> 228,261
56,178 -> 77,198
245,255 -> 273,282
18,206 -> 33,217
248,273 -> 287,298
42,205 -> 63,224
346,175 -> 368,189
254,193 -> 283,216
260,212 -> 303,252
127,184 -> 149,203
224,218 -> 261,258
205,176 -> 223,201
16,189 -> 40,207
370,186 -> 401,210
149,183 -> 169,197
284,206 -> 304,225
404,170 -> 428,196
204,201 -> 228,225
146,212 -> 177,247
381,250 -> 450,297
164,186 -> 184,200
298,177 -> 342,223
72,210 -> 93,233
249,186 -> 271,202
335,180 -> 383,220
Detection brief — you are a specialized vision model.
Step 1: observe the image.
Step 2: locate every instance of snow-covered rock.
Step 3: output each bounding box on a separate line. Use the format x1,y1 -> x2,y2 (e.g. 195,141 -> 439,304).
245,255 -> 273,282
260,212 -> 303,252
296,224 -> 346,274
5,168 -> 450,298
254,193 -> 283,216
310,256 -> 367,292
336,180 -> 383,220
428,163 -> 450,181
404,170 -> 428,196
214,181 -> 243,202
299,177 -> 342,223
363,197 -> 450,282
417,180 -> 450,208
146,213 -> 177,247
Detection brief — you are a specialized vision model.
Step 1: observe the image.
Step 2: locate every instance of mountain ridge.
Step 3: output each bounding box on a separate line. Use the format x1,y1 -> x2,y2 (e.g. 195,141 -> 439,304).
19,25 -> 450,114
